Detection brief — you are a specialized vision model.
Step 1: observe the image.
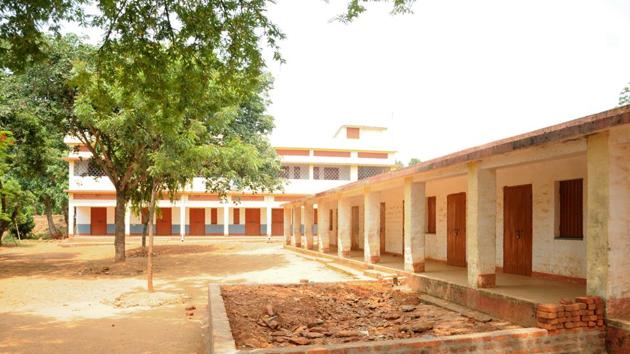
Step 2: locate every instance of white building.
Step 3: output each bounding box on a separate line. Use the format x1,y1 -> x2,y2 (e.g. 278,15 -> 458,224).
65,124 -> 397,237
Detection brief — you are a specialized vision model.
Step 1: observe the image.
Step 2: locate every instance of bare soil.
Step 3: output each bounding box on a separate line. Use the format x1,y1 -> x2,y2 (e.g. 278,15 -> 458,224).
222,282 -> 520,349
0,239 -> 354,354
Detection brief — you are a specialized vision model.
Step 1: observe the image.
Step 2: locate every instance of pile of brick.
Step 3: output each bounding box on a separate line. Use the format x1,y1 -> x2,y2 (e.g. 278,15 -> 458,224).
536,296 -> 605,331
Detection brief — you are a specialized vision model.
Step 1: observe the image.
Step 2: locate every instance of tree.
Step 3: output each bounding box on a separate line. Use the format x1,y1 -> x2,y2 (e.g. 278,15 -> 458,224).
0,35 -> 89,237
0,131 -> 35,245
408,158 -> 421,166
620,83 -> 630,106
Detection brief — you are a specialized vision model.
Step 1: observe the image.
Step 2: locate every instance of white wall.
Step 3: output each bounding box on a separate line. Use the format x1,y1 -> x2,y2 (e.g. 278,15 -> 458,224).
425,176 -> 468,261
76,206 -> 90,223
496,155 -> 587,278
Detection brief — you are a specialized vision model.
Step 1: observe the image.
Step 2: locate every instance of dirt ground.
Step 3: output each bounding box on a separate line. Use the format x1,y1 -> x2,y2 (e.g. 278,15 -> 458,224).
222,282 -> 521,349
0,238 -> 354,354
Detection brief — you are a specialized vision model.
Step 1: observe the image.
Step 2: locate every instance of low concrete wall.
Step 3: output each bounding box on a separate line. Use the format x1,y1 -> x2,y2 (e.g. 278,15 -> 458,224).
208,283 -> 605,354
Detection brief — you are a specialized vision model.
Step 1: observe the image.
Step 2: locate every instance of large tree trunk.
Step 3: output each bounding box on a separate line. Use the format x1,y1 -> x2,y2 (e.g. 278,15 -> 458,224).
114,190 -> 127,262
43,196 -> 59,237
147,186 -> 158,292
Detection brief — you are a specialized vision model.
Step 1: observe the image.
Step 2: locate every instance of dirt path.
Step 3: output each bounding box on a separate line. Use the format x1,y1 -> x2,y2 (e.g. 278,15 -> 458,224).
0,239 -> 354,354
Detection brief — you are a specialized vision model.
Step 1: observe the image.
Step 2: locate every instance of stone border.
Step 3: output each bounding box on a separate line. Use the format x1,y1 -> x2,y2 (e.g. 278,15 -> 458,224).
208,283 -> 605,354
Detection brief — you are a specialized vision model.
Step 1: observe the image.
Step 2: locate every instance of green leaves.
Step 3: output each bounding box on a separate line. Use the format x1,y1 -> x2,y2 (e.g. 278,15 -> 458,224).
621,82 -> 630,106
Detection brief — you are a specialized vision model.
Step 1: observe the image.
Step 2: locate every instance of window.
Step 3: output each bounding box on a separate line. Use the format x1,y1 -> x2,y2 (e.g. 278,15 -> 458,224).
313,167 -> 320,179
358,166 -> 389,180
280,166 -> 290,178
73,159 -> 106,177
346,127 -> 360,139
280,165 -> 308,179
323,167 -> 340,180
427,196 -> 436,233
312,166 -> 350,180
558,179 -> 583,238
293,166 -> 301,179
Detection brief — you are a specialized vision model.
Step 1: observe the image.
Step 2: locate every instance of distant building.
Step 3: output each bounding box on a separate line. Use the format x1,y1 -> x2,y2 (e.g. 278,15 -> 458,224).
65,124 -> 397,237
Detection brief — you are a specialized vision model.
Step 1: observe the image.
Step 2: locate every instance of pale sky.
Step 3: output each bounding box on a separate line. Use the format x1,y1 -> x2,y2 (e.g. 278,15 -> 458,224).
264,0 -> 630,163
63,1 -> 630,164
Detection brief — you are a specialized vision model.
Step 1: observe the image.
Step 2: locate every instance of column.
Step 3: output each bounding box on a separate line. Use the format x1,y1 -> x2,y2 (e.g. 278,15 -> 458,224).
292,205 -> 302,247
338,197 -> 351,257
317,200 -> 330,252
266,205 -> 272,240
586,130 -> 630,317
179,197 -> 186,241
68,199 -> 75,237
404,179 -> 426,272
466,162 -> 496,288
303,202 -> 314,250
350,166 -> 358,181
223,204 -> 229,236
283,207 -> 292,245
364,191 -> 380,263
124,205 -> 131,236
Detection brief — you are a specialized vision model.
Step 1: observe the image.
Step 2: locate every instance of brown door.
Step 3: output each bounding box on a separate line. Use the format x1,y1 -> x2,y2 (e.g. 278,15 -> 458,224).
379,202 -> 386,253
245,208 -> 261,236
90,207 -> 107,235
447,192 -> 467,267
503,184 -> 533,276
156,208 -> 172,235
351,206 -> 360,250
271,208 -> 284,236
189,208 -> 205,236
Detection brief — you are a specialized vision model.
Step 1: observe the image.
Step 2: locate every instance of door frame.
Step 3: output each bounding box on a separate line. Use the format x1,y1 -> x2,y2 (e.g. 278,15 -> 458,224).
245,208 -> 261,236
351,206 -> 361,250
189,208 -> 205,236
156,207 -> 172,236
90,207 -> 107,235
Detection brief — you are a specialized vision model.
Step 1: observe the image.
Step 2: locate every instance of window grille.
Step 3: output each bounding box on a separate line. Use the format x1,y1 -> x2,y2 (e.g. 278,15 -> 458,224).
74,159 -> 106,177
358,166 -> 389,180
312,165 -> 350,180
280,165 -> 309,180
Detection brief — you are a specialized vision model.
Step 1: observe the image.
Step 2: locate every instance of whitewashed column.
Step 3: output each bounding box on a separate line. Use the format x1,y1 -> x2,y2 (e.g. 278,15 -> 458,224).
223,204 -> 229,236
303,202 -> 314,250
466,162 -> 496,288
68,199 -> 75,237
283,207 -> 292,245
292,206 -> 302,247
404,179 -> 426,272
586,129 -> 630,317
338,197 -> 351,257
266,205 -> 272,240
124,205 -> 131,236
179,197 -> 186,241
317,200 -> 330,252
364,191 -> 380,263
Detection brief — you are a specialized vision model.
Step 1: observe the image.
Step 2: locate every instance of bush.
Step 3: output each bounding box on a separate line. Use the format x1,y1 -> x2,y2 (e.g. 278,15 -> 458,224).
10,212 -> 35,239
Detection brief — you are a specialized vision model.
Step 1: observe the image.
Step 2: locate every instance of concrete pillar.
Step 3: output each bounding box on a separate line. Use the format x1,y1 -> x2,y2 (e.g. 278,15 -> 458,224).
303,202 -> 314,250
292,206 -> 302,247
466,162 -> 497,288
364,191 -> 380,263
404,179 -> 426,272
317,200 -> 330,253
586,130 -> 630,317
350,166 -> 358,181
265,205 -> 272,240
179,197 -> 186,241
223,204 -> 229,236
338,197 -> 352,257
124,205 -> 131,236
283,207 -> 291,245
68,199 -> 75,237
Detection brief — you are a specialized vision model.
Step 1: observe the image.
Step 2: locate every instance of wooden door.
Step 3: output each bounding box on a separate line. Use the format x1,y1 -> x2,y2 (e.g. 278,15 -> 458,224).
90,207 -> 107,235
156,208 -> 172,235
245,208 -> 261,236
503,184 -> 533,276
379,202 -> 386,253
189,208 -> 205,236
447,192 -> 467,267
271,208 -> 284,236
351,206 -> 360,250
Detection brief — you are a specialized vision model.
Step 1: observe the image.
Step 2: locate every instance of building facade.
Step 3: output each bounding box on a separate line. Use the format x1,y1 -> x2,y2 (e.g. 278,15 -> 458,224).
65,124 -> 397,238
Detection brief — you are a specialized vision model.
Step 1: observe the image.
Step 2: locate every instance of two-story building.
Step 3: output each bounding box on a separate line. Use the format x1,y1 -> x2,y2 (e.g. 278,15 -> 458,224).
65,124 -> 397,238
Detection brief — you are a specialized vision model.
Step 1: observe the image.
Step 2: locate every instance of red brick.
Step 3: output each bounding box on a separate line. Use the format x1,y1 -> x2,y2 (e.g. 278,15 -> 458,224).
565,322 -> 576,329
578,303 -> 587,310
538,304 -> 561,312
576,297 -> 595,304
588,321 -> 596,327
588,303 -> 596,310
537,311 -> 558,319
564,303 -> 581,311
582,315 -> 597,321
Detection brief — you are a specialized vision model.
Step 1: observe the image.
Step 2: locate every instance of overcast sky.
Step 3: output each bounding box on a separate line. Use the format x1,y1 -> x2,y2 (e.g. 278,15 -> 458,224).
264,0 -> 630,163
64,1 -> 630,163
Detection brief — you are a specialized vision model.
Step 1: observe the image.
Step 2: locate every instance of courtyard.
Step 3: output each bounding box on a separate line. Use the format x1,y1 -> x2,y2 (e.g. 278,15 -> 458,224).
0,239 -> 354,354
